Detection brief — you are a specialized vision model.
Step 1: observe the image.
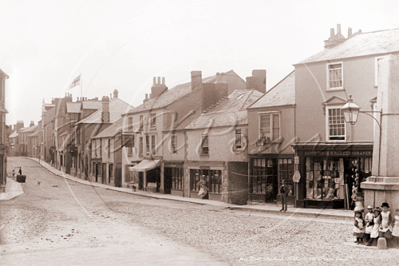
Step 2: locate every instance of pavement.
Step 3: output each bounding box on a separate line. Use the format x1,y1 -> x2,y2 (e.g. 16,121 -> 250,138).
28,157 -> 353,220
0,177 -> 24,200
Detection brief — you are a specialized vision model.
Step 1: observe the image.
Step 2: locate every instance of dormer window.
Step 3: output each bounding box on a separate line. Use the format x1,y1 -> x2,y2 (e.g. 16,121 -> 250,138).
327,63 -> 343,90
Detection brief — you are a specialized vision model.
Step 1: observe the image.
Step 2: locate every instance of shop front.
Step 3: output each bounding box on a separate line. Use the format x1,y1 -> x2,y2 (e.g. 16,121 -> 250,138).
129,159 -> 161,192
164,162 -> 184,196
189,167 -> 223,201
294,144 -> 372,209
248,155 -> 295,205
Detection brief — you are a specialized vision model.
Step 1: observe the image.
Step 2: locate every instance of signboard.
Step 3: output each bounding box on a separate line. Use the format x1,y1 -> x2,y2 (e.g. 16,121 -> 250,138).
303,150 -> 372,157
121,134 -> 134,147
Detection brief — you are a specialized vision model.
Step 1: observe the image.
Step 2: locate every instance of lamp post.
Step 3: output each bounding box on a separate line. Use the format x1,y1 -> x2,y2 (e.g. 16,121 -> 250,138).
341,95 -> 382,208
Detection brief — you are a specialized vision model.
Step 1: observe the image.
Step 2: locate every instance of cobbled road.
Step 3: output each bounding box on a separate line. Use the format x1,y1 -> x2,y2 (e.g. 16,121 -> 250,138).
1,157 -> 398,266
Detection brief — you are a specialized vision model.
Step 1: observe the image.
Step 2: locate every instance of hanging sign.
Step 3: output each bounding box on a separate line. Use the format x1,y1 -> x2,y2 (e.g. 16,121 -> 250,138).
292,171 -> 301,183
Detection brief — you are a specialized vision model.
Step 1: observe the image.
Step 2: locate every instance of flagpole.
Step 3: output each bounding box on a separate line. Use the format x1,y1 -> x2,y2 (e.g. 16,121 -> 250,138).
81,74 -> 83,100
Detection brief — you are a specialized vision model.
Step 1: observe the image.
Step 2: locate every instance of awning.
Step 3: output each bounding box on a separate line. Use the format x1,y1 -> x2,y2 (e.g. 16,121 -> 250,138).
129,160 -> 160,172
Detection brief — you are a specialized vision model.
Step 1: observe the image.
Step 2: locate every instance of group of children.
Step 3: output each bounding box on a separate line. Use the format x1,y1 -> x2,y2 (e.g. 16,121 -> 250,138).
353,202 -> 399,247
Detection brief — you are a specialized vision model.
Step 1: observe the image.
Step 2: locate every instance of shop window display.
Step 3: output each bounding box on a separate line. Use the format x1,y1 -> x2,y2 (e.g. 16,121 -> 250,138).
171,167 -> 183,190
190,169 -> 222,193
305,157 -> 372,205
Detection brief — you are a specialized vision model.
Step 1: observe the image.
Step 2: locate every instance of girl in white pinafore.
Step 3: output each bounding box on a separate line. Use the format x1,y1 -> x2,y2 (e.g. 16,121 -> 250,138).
379,202 -> 393,240
392,212 -> 399,248
367,207 -> 381,246
364,206 -> 375,244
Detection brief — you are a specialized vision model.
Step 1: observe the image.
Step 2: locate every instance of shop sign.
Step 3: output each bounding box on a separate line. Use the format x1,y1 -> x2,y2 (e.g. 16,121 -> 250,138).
303,150 -> 372,157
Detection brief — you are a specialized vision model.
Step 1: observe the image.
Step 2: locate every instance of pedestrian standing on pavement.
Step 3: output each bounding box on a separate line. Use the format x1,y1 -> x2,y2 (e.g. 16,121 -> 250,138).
279,179 -> 288,212
197,175 -> 209,200
18,167 -> 22,175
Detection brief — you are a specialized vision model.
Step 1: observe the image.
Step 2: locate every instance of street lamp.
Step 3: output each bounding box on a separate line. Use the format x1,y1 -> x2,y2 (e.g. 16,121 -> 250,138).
341,95 -> 382,208
341,95 -> 360,125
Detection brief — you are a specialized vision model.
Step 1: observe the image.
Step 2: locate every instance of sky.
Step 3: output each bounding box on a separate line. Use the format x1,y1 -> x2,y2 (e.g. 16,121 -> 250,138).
1,0 -> 399,126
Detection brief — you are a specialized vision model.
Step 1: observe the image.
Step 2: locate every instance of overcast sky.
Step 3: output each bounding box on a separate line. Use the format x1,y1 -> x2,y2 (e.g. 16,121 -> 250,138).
1,0 -> 398,126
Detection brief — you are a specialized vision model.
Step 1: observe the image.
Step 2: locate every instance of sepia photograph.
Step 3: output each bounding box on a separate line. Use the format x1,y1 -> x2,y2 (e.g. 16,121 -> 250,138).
1,0 -> 399,265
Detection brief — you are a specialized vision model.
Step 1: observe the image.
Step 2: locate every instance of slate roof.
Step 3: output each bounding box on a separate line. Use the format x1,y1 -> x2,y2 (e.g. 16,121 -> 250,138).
185,89 -> 263,129
67,102 -> 81,113
92,118 -> 124,139
77,97 -> 132,124
82,101 -> 102,110
125,70 -> 241,114
19,125 -> 38,134
297,28 -> 399,64
9,131 -> 18,138
249,71 -> 295,109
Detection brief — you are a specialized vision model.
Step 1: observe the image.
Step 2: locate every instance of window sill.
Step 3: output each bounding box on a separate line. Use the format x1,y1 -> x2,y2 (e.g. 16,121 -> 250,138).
200,153 -> 209,157
326,88 -> 344,92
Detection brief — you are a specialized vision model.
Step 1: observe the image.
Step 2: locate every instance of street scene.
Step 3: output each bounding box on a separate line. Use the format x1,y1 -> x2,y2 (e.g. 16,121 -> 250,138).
1,157 -> 399,266
2,1 -> 399,265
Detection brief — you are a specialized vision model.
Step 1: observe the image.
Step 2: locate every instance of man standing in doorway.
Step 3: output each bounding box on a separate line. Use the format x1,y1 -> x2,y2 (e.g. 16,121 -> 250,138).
280,179 -> 288,212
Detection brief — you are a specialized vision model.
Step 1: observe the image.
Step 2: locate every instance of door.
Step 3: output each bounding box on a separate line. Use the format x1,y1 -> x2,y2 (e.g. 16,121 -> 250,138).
102,163 -> 107,184
114,163 -> 122,187
265,158 -> 278,203
164,167 -> 172,194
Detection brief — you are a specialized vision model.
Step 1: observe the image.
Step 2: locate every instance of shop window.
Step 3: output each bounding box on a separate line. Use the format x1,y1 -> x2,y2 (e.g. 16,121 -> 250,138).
190,169 -> 222,193
172,167 -> 183,190
278,158 -> 294,197
305,157 -> 343,200
251,158 -> 275,195
328,63 -> 343,90
201,134 -> 209,155
259,113 -> 280,141
235,129 -> 242,150
327,107 -> 346,141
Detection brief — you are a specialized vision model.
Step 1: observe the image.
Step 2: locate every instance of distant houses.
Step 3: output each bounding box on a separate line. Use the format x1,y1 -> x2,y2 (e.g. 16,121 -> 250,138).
8,24 -> 399,209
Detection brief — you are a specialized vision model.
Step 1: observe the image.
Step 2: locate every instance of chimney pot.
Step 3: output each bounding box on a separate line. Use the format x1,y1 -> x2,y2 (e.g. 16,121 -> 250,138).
348,27 -> 352,37
162,77 -> 165,84
330,28 -> 335,37
145,93 -> 148,100
337,24 -> 341,35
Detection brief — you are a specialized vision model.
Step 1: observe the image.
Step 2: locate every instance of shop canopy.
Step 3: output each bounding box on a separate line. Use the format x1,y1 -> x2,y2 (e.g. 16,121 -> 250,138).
129,160 -> 160,172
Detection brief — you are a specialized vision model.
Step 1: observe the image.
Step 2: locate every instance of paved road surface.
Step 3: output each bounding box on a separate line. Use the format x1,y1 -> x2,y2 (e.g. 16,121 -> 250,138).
1,157 -> 227,266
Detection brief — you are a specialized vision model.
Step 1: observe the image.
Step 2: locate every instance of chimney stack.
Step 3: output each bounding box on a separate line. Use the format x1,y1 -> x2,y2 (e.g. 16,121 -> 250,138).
246,69 -> 266,93
191,71 -> 202,91
324,24 -> 346,49
150,77 -> 167,99
337,24 -> 341,35
113,89 -> 118,98
101,96 -> 110,123
348,27 -> 352,37
30,121 -> 34,127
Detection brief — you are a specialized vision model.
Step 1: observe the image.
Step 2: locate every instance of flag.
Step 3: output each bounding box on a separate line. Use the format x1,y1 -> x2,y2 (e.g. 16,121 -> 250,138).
69,75 -> 81,89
